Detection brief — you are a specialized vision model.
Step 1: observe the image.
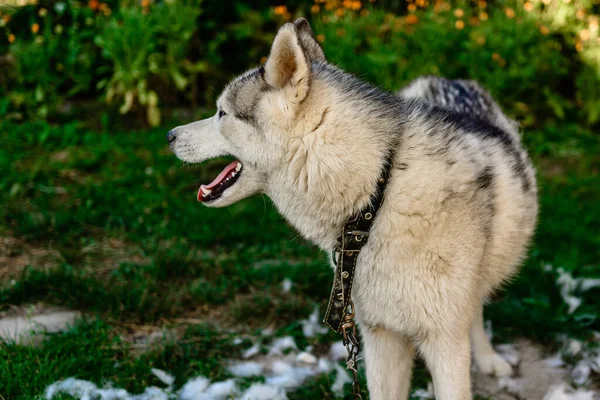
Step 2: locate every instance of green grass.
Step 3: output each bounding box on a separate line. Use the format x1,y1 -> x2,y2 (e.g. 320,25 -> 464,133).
0,118 -> 598,399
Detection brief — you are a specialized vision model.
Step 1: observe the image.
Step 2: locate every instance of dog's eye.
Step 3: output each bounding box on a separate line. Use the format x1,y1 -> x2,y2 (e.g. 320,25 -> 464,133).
218,109 -> 227,119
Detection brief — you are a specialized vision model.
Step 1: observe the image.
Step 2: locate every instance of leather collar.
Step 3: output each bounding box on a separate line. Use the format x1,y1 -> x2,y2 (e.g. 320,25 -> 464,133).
323,152 -> 394,332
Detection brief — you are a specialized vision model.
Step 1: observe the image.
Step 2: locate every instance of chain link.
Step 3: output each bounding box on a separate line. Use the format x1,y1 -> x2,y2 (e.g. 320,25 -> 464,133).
341,302 -> 363,400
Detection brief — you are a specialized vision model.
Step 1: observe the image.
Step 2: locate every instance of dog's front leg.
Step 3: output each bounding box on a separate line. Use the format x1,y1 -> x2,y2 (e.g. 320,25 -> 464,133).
420,330 -> 472,400
361,325 -> 414,400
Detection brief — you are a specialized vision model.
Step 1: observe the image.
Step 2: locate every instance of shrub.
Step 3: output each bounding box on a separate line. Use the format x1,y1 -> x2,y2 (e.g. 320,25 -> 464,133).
312,1 -> 579,127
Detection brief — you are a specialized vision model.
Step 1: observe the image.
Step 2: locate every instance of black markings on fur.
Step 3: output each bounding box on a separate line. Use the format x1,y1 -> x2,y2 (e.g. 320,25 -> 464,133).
477,166 -> 494,190
226,67 -> 270,128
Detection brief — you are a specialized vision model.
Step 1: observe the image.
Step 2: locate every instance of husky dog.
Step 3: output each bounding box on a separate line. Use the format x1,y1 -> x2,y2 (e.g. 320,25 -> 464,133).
168,19 -> 537,400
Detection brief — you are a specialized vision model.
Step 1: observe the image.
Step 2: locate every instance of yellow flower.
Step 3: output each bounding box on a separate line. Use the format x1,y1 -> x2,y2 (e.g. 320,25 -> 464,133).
478,0 -> 487,8
405,14 -> 419,24
408,3 -> 416,12
505,8 -> 515,19
575,42 -> 583,52
454,8 -> 464,18
274,5 -> 287,15
479,12 -> 488,21
335,7 -> 345,16
576,9 -> 585,20
31,23 -> 39,33
476,36 -> 486,45
470,16 -> 479,25
260,56 -> 267,64
336,28 -> 346,36
8,33 -> 15,43
316,34 -> 325,43
311,4 -> 320,13
540,25 -> 549,35
579,29 -> 590,41
416,0 -> 426,7
492,52 -> 501,61
455,20 -> 464,30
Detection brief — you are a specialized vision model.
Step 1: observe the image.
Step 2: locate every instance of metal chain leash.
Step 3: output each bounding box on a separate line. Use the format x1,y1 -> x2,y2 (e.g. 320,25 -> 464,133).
341,301 -> 363,400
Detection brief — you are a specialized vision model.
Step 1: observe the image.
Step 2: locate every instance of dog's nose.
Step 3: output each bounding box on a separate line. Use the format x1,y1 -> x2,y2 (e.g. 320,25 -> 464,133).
166,129 -> 177,144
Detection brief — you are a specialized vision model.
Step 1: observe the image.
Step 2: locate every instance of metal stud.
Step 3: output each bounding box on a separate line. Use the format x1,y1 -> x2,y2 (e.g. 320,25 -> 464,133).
337,292 -> 344,300
379,178 -> 385,183
345,251 -> 353,257
364,212 -> 373,220
355,235 -> 363,242
342,271 -> 349,279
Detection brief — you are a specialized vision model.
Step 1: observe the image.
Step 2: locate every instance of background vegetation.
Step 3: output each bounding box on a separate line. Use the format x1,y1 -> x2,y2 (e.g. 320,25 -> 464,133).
0,0 -> 599,399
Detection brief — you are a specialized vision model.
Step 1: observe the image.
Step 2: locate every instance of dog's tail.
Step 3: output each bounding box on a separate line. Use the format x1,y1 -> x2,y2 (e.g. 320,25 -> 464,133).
398,76 -> 519,139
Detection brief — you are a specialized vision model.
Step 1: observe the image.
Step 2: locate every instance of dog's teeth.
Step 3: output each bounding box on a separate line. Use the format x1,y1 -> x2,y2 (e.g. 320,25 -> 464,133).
235,162 -> 242,171
201,187 -> 212,196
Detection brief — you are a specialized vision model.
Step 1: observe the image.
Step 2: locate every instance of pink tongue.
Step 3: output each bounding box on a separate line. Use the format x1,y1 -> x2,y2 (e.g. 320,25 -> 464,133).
202,160 -> 240,189
197,160 -> 240,202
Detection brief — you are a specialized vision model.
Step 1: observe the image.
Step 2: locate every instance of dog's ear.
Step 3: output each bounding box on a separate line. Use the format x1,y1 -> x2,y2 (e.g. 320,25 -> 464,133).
293,18 -> 325,62
264,23 -> 311,102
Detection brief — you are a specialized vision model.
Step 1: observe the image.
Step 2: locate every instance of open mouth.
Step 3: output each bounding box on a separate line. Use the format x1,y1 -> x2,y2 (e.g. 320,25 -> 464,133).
198,160 -> 243,202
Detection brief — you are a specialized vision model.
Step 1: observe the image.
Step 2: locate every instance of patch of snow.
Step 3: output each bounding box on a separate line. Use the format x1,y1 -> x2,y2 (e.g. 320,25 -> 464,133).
544,383 -> 596,400
588,351 -> 600,373
331,364 -> 352,398
300,308 -> 328,338
95,388 -> 130,400
496,343 -> 520,366
281,279 -> 293,293
179,376 -> 210,400
296,351 -> 317,364
150,368 -> 174,386
0,310 -> 79,344
228,361 -> 264,377
330,341 -> 347,361
45,378 -> 97,400
261,327 -> 274,337
317,358 -> 332,373
205,379 -> 238,399
270,360 -> 294,375
554,268 -> 600,314
412,387 -> 434,399
130,387 -> 168,400
268,336 -> 297,355
571,360 -> 591,385
240,383 -> 287,400
566,339 -> 583,356
498,376 -> 526,395
242,343 -> 261,359
579,278 -> 600,291
545,353 -> 566,368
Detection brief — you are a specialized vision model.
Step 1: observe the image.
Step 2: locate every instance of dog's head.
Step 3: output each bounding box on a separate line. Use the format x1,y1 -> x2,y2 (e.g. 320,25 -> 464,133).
168,18 -> 326,207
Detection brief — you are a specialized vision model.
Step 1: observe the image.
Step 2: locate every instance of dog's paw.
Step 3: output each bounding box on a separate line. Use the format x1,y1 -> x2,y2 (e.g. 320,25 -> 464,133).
474,352 -> 513,377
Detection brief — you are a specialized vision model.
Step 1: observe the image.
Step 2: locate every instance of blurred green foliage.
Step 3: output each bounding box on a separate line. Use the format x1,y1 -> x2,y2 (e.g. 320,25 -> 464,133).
1,0 -> 599,128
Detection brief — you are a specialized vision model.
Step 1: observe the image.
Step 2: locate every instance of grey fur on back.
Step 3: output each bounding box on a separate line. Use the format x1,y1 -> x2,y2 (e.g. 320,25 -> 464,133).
398,76 -> 519,139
